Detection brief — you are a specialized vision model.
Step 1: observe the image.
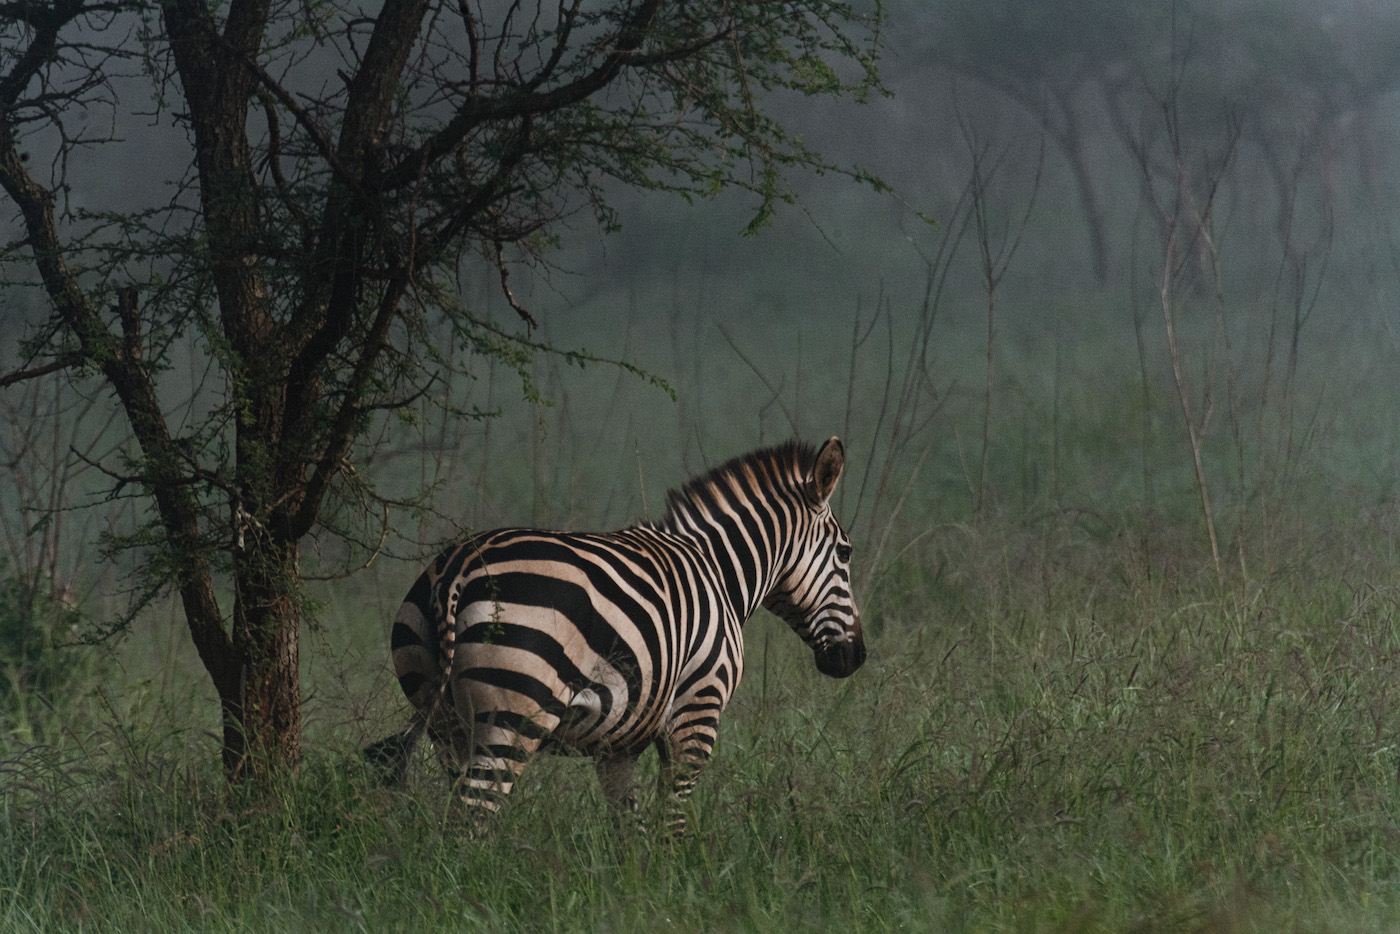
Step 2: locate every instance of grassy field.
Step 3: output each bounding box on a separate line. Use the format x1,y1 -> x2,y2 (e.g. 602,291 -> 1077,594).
4,505 -> 1400,932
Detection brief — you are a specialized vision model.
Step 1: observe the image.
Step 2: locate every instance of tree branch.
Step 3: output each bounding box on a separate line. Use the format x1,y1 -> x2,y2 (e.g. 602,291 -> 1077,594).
0,0 -> 83,111
288,272 -> 410,541
0,81 -> 236,694
0,354 -> 83,388
380,0 -> 669,190
338,0 -> 433,168
493,240 -> 539,330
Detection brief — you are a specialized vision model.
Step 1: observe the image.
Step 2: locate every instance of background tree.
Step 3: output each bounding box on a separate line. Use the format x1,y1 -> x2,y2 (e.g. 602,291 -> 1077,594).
0,0 -> 882,780
914,0 -> 1157,285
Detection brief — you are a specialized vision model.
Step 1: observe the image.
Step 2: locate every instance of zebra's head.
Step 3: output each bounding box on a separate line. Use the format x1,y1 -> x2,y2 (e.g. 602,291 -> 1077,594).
763,436 -> 866,679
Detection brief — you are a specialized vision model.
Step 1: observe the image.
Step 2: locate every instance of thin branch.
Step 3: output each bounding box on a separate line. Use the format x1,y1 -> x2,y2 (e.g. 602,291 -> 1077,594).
494,240 -> 539,330
0,354 -> 83,388
289,271 -> 412,540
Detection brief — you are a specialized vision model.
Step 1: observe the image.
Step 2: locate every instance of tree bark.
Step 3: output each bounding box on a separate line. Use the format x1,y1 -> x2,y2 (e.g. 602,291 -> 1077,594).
160,0 -> 310,778
225,535 -> 303,779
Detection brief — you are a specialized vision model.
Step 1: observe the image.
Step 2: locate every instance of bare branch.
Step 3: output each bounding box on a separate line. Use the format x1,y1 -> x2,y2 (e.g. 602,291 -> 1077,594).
494,240 -> 540,330
0,354 -> 84,388
289,270 -> 413,541
381,0 -> 667,189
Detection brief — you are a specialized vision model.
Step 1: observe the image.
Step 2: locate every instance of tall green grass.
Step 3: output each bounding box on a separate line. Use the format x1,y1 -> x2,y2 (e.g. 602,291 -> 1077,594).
4,511 -> 1400,932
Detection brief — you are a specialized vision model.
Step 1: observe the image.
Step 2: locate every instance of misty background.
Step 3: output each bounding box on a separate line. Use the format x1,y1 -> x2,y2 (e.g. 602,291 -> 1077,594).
6,0 -> 1400,707
428,0 -> 1400,526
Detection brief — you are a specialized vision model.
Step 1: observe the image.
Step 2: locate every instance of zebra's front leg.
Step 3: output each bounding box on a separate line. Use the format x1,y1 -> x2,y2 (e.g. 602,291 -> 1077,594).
655,728 -> 716,837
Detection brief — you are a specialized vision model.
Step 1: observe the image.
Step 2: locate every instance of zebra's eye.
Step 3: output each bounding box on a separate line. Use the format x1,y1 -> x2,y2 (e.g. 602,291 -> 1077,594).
835,544 -> 852,563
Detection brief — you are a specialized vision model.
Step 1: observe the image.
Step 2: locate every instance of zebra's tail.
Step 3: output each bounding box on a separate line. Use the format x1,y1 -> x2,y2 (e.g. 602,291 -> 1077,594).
363,710 -> 428,787
368,549 -> 464,787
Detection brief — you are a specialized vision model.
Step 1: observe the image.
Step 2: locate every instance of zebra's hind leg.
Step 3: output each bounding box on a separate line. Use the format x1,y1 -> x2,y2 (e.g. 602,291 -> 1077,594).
441,711 -> 553,827
424,714 -> 506,832
425,720 -> 480,826
363,711 -> 426,786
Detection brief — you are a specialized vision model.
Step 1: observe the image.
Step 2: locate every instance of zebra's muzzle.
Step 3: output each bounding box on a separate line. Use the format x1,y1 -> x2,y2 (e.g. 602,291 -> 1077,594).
814,635 -> 866,678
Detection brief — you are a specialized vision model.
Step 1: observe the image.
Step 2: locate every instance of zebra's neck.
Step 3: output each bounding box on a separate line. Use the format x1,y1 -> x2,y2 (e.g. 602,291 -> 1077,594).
652,502 -> 790,623
645,441 -> 815,622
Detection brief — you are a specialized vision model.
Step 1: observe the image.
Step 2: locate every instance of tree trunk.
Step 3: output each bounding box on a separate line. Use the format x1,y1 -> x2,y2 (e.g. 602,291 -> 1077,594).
1062,132 -> 1110,285
223,536 -> 303,780
1047,90 -> 1110,286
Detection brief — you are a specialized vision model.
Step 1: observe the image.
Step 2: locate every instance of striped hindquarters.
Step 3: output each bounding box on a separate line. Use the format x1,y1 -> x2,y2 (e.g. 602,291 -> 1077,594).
386,527 -> 730,806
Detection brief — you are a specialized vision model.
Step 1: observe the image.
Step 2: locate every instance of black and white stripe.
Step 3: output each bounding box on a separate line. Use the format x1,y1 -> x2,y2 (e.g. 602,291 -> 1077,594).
366,436 -> 865,830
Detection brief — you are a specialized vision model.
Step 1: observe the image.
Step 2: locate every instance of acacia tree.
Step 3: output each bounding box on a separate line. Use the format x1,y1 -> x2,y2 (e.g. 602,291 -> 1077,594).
0,0 -> 881,779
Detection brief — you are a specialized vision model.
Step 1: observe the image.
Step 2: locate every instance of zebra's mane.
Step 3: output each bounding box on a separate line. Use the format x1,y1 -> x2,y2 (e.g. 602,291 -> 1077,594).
649,440 -> 817,532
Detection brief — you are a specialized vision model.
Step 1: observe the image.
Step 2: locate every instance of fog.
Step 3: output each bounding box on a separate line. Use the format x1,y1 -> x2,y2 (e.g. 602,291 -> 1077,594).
432,0 -> 1400,537
7,0 -> 1400,585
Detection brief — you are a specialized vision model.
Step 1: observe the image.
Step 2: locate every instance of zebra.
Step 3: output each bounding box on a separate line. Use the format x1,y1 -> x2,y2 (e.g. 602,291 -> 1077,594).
365,436 -> 865,832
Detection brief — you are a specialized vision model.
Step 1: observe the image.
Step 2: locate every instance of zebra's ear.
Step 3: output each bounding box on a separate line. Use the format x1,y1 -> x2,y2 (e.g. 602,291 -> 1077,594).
807,436 -> 845,509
